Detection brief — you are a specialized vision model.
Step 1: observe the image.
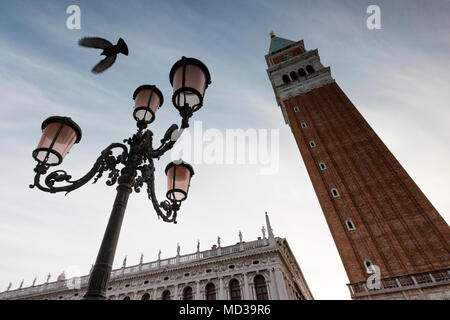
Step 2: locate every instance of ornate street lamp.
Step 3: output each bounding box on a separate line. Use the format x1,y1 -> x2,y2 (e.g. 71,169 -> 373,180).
29,57 -> 211,300
165,160 -> 194,202
132,84 -> 164,125
32,116 -> 82,166
169,56 -> 211,127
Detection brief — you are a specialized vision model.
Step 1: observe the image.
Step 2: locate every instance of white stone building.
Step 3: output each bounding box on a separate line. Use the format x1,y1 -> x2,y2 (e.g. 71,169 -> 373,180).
0,214 -> 313,300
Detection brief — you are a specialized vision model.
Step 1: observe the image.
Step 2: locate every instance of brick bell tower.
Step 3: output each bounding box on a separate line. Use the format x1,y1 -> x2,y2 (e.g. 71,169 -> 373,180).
265,33 -> 450,300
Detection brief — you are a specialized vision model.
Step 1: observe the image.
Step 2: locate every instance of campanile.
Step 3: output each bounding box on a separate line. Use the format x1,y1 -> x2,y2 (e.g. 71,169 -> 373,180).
265,33 -> 450,300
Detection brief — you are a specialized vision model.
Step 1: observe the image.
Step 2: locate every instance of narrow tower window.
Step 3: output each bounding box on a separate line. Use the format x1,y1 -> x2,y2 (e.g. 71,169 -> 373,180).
345,219 -> 356,230
294,107 -> 300,113
290,71 -> 298,81
364,260 -> 375,274
319,162 -> 327,170
309,141 -> 316,148
331,188 -> 340,197
282,75 -> 290,84
301,122 -> 307,128
298,68 -> 307,77
306,65 -> 315,74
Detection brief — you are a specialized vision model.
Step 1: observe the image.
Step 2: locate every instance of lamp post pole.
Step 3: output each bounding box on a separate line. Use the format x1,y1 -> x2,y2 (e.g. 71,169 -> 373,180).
83,174 -> 133,300
29,57 -> 211,300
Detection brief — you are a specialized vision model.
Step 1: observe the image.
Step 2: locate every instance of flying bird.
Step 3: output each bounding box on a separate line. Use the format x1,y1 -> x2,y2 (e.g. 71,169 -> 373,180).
78,37 -> 129,74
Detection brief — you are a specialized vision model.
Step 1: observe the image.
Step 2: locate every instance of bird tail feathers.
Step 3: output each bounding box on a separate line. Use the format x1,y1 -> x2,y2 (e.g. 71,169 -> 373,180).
117,38 -> 129,56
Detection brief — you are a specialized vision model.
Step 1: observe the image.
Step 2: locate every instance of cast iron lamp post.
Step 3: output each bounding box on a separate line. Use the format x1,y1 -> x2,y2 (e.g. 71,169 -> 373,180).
29,57 -> 211,300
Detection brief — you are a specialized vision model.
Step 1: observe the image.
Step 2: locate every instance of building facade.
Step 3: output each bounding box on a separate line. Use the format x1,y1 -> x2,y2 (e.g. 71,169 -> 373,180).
265,33 -> 450,300
0,214 -> 313,300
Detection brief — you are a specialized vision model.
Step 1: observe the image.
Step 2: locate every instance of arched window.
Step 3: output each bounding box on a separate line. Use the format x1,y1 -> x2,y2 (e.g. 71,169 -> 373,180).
290,71 -> 298,81
141,293 -> 150,300
205,283 -> 216,300
254,275 -> 269,300
306,65 -> 315,74
162,290 -> 171,300
298,68 -> 307,77
282,74 -> 290,84
183,286 -> 193,300
123,296 -> 131,300
229,279 -> 241,300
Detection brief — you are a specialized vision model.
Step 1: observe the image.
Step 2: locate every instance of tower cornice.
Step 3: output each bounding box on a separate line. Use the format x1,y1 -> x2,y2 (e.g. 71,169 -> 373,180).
266,48 -> 319,72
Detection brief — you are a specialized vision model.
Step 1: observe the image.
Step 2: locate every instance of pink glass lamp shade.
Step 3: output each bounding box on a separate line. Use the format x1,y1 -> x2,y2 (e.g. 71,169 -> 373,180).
165,160 -> 195,202
32,116 -> 82,166
169,57 -> 211,112
132,85 -> 164,124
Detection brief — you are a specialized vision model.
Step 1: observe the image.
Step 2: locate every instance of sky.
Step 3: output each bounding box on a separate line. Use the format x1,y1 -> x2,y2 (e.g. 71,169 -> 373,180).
0,0 -> 449,300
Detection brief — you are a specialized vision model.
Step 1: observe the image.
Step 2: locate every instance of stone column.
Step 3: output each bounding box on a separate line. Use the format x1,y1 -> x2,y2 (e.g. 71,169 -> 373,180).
174,285 -> 178,300
243,273 -> 250,300
196,281 -> 201,300
269,268 -> 279,300
274,267 -> 287,299
150,288 -> 155,300
219,277 -> 225,300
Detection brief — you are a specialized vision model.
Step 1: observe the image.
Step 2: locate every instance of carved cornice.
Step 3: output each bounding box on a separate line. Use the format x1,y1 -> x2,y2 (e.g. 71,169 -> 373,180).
0,243 -> 283,300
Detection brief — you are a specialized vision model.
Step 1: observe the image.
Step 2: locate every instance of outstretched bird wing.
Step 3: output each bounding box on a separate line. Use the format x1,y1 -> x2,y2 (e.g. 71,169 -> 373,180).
91,55 -> 117,74
79,37 -> 112,49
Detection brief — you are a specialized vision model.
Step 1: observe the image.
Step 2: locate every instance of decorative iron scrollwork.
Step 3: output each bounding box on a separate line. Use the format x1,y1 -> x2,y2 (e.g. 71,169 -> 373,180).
30,117 -> 187,223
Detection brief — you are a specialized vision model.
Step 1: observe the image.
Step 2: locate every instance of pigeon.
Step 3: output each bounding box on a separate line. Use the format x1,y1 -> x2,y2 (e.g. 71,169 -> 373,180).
78,37 -> 129,74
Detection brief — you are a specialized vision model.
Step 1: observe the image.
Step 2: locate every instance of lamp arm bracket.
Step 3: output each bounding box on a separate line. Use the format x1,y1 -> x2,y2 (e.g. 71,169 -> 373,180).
29,143 -> 128,195
141,157 -> 179,223
149,123 -> 185,159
